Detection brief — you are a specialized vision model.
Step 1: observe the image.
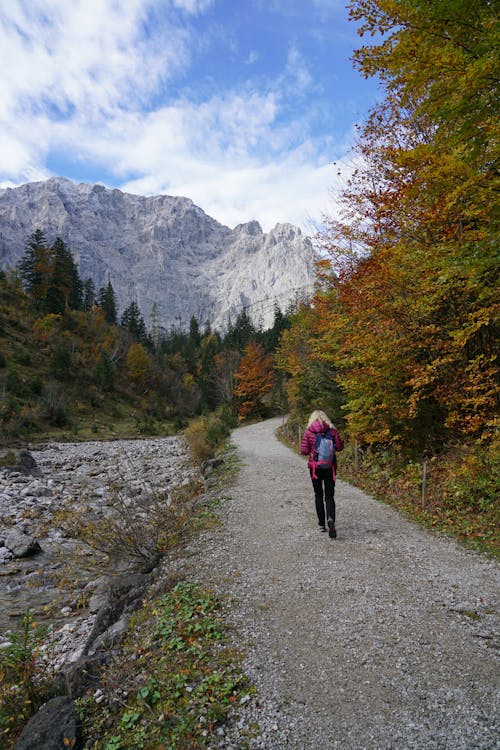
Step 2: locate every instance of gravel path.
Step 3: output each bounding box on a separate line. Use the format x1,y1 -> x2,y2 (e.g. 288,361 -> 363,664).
175,417 -> 499,749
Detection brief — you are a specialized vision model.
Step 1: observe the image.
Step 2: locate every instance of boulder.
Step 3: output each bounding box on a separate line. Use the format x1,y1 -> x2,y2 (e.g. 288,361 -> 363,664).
201,457 -> 224,477
4,527 -> 42,557
5,450 -> 42,477
14,696 -> 80,750
83,573 -> 150,655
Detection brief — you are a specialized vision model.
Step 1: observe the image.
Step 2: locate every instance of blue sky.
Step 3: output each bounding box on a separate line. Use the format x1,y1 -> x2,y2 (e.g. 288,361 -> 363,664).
0,0 -> 380,233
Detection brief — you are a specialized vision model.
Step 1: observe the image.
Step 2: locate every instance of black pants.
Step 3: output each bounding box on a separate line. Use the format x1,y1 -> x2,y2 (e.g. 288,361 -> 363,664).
310,467 -> 335,526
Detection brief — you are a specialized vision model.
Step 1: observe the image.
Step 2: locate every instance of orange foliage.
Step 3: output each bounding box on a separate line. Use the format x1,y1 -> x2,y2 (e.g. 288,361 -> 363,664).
233,342 -> 275,421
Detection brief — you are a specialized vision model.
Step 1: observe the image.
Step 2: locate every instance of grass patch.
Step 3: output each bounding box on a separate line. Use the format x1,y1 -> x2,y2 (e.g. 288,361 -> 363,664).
78,582 -> 253,749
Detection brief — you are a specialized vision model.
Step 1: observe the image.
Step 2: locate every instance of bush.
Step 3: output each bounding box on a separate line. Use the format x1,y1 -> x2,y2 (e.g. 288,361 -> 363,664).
39,382 -> 67,426
0,611 -> 56,749
51,343 -> 72,380
92,351 -> 115,391
184,417 -> 213,463
16,349 -> 32,366
184,407 -> 236,464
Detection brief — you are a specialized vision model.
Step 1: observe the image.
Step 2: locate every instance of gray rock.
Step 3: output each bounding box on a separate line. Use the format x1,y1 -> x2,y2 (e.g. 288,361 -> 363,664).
0,177 -> 317,330
0,547 -> 13,563
4,528 -> 42,557
14,696 -> 80,750
62,654 -> 109,699
87,614 -> 130,655
201,457 -> 224,477
5,450 -> 42,477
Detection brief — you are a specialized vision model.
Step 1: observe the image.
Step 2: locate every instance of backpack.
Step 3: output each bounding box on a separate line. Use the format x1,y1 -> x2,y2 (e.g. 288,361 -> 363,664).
311,430 -> 335,479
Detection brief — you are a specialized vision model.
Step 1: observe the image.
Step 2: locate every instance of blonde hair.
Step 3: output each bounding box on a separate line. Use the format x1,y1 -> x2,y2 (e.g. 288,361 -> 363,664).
307,410 -> 334,429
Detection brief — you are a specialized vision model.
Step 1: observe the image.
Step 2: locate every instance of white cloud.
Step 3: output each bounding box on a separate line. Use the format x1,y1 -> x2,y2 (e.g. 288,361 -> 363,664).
0,0 -> 355,233
284,47 -> 313,96
0,0 -> 188,120
171,0 -> 214,13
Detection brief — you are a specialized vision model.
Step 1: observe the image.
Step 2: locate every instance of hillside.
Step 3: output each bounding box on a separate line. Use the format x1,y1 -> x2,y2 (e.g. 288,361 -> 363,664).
0,270 -> 289,445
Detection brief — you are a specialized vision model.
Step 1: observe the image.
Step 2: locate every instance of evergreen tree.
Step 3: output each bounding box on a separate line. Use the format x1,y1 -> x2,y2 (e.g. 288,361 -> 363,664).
189,315 -> 201,347
83,278 -> 95,311
18,230 -> 52,309
45,237 -> 83,313
98,281 -> 117,325
121,300 -> 148,344
92,350 -> 115,390
224,308 -> 256,351
261,303 -> 290,352
199,332 -> 222,410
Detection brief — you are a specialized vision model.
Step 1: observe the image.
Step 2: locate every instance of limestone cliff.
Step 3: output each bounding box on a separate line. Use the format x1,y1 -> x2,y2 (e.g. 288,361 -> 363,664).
0,177 -> 317,330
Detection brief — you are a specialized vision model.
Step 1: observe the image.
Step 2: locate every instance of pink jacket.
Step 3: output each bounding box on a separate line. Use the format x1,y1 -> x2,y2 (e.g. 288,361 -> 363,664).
300,419 -> 344,471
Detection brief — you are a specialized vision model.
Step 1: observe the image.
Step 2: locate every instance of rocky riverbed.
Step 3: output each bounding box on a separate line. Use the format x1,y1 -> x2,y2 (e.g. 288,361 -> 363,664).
0,436 -> 196,668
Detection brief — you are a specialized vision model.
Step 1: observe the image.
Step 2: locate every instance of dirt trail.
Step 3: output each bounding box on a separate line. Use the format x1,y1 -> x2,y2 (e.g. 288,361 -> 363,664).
177,417 -> 499,749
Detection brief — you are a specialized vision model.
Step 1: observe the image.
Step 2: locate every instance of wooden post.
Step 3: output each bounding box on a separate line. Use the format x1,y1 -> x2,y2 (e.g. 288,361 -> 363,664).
354,439 -> 359,477
421,459 -> 428,507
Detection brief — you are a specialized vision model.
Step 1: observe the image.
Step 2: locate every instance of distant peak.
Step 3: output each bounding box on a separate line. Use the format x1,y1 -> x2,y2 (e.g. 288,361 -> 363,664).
269,222 -> 302,239
233,220 -> 263,236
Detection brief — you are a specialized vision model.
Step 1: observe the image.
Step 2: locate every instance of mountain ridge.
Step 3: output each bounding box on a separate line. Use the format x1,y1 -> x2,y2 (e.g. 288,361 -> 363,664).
0,177 -> 317,330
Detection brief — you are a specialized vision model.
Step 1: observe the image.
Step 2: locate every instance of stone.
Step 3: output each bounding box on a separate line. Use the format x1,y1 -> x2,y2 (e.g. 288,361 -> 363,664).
0,177 -> 317,331
4,528 -> 42,557
5,450 -> 42,478
201,457 -> 224,477
62,654 -> 109,699
13,696 -> 80,750
0,547 -> 13,563
87,614 -> 130,655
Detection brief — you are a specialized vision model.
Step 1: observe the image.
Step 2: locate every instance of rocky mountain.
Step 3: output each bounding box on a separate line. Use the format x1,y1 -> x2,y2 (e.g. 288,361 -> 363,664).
0,177 -> 317,331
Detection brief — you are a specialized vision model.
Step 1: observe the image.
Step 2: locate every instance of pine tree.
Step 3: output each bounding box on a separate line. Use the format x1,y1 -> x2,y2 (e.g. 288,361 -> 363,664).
18,230 -> 52,309
121,300 -> 148,344
45,237 -> 83,313
98,281 -> 117,325
83,278 -> 95,311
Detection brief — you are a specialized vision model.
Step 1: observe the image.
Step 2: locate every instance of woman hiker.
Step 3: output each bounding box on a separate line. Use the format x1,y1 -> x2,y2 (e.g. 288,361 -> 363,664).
300,410 -> 344,538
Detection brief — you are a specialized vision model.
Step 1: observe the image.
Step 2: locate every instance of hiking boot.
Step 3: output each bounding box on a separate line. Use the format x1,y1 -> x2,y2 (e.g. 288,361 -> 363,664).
319,525 -> 326,532
327,517 -> 337,538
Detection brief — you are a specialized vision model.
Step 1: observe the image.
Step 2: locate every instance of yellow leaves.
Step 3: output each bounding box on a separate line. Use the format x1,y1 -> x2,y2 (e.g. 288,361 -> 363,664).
126,342 -> 150,386
32,313 -> 62,341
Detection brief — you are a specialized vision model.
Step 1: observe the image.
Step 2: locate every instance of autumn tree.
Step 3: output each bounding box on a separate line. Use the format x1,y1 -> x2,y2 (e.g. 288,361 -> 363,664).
233,341 -> 275,421
126,342 -> 150,386
308,0 -> 500,451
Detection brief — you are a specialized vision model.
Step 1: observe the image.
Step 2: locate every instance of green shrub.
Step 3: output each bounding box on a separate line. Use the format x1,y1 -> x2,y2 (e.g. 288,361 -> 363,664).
92,351 -> 115,391
51,343 -> 72,380
0,611 -> 56,749
30,376 -> 42,395
16,349 -> 32,366
39,382 -> 67,426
